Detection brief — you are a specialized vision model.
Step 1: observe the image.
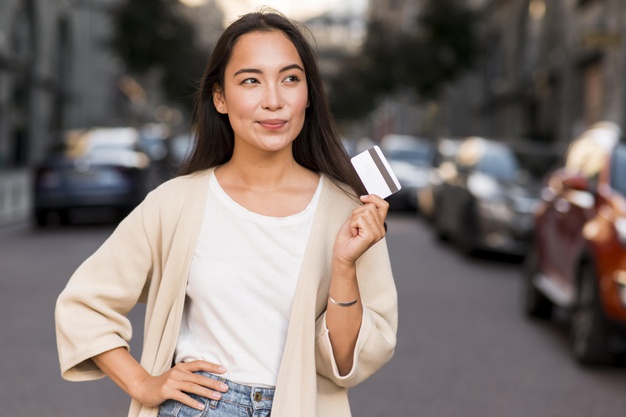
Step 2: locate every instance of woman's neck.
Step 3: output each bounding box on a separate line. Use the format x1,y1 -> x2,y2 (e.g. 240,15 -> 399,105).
218,148 -> 308,190
215,151 -> 320,217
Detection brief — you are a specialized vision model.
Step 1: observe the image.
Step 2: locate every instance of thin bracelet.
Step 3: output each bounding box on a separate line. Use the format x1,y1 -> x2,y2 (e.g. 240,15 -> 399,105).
328,294 -> 358,307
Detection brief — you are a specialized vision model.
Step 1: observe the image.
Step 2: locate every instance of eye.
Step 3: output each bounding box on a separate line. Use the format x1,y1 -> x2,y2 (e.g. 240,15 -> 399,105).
283,75 -> 301,83
241,78 -> 259,85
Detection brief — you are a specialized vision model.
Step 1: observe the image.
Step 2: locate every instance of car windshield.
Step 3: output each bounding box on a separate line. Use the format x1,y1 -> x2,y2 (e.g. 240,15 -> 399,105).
611,144 -> 626,196
387,146 -> 433,166
477,147 -> 519,181
89,143 -> 135,153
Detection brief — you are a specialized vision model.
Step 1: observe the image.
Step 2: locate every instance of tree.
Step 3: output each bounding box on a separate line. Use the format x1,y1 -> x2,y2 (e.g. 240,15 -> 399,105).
328,0 -> 482,121
109,0 -> 209,110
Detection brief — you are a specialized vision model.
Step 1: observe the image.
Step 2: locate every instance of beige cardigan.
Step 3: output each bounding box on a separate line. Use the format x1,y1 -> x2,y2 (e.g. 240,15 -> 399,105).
55,168 -> 397,417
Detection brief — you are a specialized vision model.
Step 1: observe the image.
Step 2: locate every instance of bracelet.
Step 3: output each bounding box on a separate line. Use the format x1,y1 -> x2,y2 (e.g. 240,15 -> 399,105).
328,294 -> 358,307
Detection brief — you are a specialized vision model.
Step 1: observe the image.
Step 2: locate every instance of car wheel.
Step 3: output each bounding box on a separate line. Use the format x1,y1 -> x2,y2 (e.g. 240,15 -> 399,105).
457,203 -> 477,256
35,210 -> 48,228
59,209 -> 72,226
433,208 -> 448,241
570,263 -> 613,365
521,245 -> 553,319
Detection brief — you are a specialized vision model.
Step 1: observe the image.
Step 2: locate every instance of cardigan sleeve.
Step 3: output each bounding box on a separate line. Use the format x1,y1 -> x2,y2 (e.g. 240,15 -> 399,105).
314,237 -> 398,388
55,200 -> 155,381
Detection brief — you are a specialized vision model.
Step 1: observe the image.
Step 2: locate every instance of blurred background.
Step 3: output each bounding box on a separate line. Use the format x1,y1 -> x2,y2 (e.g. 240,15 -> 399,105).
2,0 -> 626,415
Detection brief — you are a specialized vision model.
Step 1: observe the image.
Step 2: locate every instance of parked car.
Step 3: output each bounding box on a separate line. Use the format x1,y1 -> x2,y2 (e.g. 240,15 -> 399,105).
433,136 -> 540,256
523,121 -> 626,364
33,127 -> 150,226
169,132 -> 194,171
418,137 -> 463,220
138,123 -> 171,162
379,134 -> 434,211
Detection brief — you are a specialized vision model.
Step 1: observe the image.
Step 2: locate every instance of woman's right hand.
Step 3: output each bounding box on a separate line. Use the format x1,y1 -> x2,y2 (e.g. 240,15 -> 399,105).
93,348 -> 228,412
132,361 -> 229,410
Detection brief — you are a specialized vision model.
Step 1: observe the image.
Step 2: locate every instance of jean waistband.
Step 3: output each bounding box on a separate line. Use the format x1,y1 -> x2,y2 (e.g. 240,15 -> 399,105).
197,371 -> 275,410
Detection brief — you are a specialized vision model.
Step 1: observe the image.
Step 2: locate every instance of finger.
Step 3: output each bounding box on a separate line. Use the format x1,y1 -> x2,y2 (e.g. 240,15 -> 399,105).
178,379 -> 227,399
359,193 -> 387,206
359,194 -> 390,217
171,391 -> 207,411
352,204 -> 385,234
168,363 -> 229,393
188,373 -> 229,393
350,211 -> 383,241
356,197 -> 388,223
182,360 -> 227,374
170,368 -> 229,393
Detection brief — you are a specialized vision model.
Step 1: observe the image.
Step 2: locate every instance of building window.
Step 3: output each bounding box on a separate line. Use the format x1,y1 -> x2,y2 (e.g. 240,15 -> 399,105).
582,60 -> 603,127
578,0 -> 603,7
50,16 -> 72,143
7,0 -> 37,167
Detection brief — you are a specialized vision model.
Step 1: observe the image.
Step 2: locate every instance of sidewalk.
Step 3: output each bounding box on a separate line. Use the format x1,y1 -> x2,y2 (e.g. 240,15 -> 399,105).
0,169 -> 32,228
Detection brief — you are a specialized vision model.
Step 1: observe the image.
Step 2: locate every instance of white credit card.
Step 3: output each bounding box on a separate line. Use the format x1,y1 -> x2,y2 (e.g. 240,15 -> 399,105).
350,146 -> 401,199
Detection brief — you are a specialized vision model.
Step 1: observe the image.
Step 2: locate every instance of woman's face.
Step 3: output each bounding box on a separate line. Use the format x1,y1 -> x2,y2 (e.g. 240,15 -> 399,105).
214,30 -> 308,157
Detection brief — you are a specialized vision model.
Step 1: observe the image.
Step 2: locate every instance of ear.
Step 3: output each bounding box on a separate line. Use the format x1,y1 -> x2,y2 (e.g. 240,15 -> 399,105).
213,84 -> 227,114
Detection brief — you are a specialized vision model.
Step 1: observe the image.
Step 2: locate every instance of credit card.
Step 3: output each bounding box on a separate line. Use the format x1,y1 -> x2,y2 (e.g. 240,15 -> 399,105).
350,146 -> 401,199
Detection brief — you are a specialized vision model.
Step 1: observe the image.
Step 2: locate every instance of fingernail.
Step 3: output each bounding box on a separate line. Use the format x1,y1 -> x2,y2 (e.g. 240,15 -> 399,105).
196,402 -> 205,410
220,383 -> 229,391
218,366 -> 227,372
212,392 -> 222,400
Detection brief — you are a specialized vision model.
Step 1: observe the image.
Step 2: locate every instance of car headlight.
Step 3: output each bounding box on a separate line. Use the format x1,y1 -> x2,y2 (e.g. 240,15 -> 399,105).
468,173 -> 499,199
477,198 -> 515,222
615,217 -> 626,247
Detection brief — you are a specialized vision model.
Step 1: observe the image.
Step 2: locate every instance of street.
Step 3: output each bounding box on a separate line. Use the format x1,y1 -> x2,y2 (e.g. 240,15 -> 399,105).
1,213 -> 625,416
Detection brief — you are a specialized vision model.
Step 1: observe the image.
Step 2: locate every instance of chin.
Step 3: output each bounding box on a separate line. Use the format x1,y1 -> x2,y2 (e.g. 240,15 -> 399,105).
258,137 -> 296,152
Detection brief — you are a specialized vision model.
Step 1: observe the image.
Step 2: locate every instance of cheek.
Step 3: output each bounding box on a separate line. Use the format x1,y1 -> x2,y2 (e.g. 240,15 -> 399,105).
229,93 -> 258,114
291,89 -> 309,115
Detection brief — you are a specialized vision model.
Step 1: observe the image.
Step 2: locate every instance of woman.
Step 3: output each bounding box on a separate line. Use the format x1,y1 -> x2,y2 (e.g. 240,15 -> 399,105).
56,10 -> 397,417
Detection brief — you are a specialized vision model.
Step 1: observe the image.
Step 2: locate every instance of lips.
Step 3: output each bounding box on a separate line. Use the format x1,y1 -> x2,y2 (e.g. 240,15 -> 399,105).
258,119 -> 287,130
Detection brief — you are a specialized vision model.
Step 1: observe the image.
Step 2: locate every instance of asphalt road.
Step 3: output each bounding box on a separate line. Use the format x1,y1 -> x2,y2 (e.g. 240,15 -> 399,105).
1,213 -> 625,416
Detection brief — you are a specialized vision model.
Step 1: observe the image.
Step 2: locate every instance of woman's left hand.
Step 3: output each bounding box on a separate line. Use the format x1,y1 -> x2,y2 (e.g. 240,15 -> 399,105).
333,194 -> 389,266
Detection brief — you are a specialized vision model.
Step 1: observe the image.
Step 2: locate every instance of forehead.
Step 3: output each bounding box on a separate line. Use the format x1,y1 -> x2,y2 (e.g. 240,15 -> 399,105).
227,30 -> 303,70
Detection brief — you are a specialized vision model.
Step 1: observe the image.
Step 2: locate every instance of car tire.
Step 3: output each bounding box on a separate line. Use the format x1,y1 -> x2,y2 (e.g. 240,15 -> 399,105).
457,202 -> 477,256
59,209 -> 72,226
522,245 -> 553,319
433,208 -> 448,241
34,210 -> 48,228
570,262 -> 613,365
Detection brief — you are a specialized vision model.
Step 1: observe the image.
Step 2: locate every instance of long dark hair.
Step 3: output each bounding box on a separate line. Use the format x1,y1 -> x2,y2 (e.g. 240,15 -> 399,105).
179,10 -> 366,196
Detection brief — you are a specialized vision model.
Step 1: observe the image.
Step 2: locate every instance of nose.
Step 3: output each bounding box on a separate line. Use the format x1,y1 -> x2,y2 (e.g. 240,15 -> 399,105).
262,83 -> 283,111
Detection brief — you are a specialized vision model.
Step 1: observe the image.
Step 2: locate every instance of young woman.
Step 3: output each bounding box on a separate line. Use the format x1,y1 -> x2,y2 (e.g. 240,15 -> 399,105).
55,10 -> 397,417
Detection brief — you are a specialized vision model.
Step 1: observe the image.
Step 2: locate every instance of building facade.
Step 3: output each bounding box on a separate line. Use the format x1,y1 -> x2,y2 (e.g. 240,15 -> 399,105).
1,0 -> 71,225
0,0 -> 224,227
436,0 -> 626,145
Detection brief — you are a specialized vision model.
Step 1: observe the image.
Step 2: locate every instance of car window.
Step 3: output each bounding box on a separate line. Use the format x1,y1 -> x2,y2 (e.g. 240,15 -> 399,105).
477,147 -> 519,181
514,150 -> 559,181
611,144 -> 626,196
387,146 -> 433,166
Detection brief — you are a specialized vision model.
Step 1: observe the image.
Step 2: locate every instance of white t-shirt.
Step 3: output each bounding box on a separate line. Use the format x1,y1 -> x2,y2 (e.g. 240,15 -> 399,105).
174,171 -> 322,387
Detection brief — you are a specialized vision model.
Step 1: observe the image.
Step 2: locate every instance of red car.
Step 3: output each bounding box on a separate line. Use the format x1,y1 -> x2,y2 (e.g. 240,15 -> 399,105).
523,121 -> 626,364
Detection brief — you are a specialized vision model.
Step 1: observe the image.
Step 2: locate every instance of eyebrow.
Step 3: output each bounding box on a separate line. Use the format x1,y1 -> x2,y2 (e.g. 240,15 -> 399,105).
233,64 -> 305,77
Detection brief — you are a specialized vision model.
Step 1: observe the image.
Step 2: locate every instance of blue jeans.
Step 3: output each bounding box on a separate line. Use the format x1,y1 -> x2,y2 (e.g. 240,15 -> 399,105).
158,372 -> 274,417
